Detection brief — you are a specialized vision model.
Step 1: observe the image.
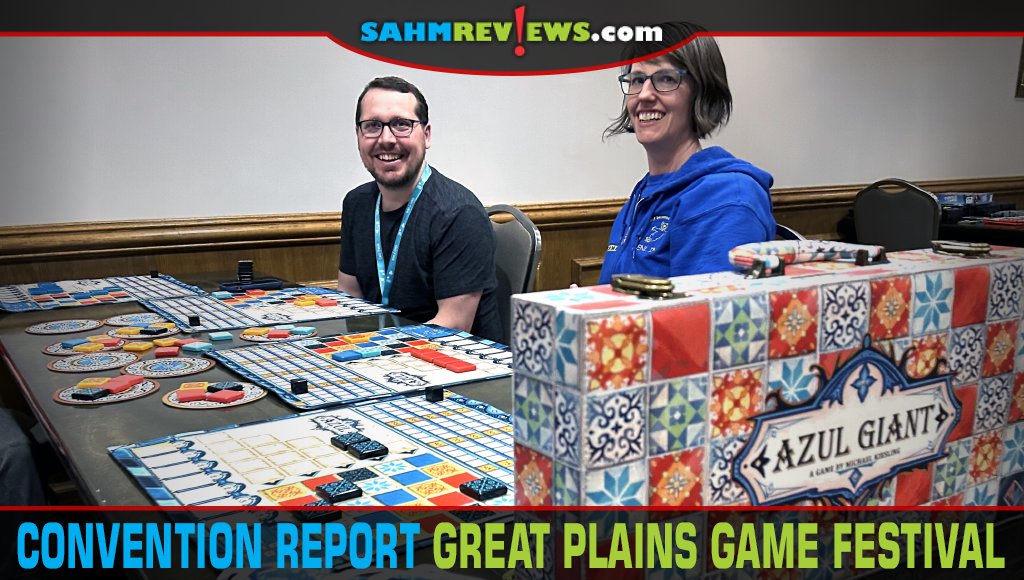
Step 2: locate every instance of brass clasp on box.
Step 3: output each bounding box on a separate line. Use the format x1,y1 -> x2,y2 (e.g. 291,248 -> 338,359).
931,240 -> 992,258
611,274 -> 687,300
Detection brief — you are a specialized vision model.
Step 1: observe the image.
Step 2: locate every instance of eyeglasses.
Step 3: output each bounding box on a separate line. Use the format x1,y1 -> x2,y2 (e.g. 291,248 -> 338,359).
618,68 -> 688,95
357,118 -> 422,138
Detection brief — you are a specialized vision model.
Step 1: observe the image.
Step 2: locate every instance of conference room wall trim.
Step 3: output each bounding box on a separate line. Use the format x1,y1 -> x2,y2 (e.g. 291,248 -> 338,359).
1,176 -> 1022,291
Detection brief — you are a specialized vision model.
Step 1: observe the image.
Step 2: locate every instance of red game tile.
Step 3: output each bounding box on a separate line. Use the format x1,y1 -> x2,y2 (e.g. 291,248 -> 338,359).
983,320 -> 1017,378
894,465 -> 933,506
649,448 -> 704,506
769,288 -> 819,359
870,277 -> 911,340
952,266 -> 989,328
651,302 -> 709,380
951,385 -> 978,441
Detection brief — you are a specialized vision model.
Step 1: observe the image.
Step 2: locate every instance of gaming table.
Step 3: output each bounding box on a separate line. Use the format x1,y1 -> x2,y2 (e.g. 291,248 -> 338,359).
939,222 -> 1024,247
0,278 -> 511,506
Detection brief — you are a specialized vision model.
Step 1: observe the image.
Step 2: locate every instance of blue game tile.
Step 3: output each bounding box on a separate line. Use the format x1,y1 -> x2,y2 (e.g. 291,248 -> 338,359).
212,291 -> 233,299
208,332 -> 233,341
332,351 -> 362,362
291,327 -> 316,335
405,453 -> 443,468
373,489 -> 417,506
336,467 -> 377,482
391,470 -> 431,486
61,338 -> 90,348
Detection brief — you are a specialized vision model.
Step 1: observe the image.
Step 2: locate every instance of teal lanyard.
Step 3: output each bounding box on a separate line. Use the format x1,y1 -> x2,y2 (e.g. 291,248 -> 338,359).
374,164 -> 432,306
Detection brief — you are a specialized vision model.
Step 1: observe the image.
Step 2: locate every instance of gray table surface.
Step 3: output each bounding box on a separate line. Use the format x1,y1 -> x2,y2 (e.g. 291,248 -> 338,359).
0,279 -> 511,506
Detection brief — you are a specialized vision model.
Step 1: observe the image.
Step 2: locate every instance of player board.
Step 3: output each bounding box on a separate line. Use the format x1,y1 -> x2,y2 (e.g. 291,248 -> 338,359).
0,275 -> 205,312
109,391 -> 514,508
140,286 -> 396,332
207,324 -> 512,410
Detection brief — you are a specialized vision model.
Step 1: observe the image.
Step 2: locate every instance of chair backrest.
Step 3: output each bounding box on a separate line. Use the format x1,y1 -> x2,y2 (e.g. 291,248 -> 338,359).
854,178 -> 940,251
776,223 -> 806,240
486,204 -> 542,344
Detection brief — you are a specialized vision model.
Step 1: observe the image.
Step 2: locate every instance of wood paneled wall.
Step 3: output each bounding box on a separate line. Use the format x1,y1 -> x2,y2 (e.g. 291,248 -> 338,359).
2,176 -> 1022,291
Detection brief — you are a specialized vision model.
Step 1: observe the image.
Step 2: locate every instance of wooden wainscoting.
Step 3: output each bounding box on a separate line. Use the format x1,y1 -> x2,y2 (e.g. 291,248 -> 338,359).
1,176 -> 1022,291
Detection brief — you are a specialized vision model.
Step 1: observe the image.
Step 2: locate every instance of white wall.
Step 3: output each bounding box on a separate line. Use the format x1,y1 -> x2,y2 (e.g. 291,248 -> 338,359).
0,36 -> 1021,226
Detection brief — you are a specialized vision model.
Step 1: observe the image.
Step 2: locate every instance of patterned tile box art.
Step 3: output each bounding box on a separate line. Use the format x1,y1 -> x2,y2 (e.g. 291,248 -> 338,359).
510,247 -> 1024,507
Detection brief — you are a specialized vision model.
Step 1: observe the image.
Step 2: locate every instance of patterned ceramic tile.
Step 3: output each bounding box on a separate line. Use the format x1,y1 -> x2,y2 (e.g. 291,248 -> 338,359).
553,389 -> 580,464
712,294 -> 768,370
512,301 -> 554,378
513,375 -> 553,455
893,465 -> 933,506
870,276 -> 911,340
1016,324 -> 1024,372
584,386 -> 646,469
952,266 -> 989,328
707,435 -> 751,506
553,462 -> 580,506
904,333 -> 948,380
768,288 -> 819,359
987,261 -> 1023,321
585,313 -> 649,391
1012,373 -> 1024,423
710,367 -> 764,439
948,325 -> 985,387
514,443 -> 552,506
931,438 -> 970,500
963,480 -> 1000,506
976,375 -> 1012,433
968,431 -> 1003,485
820,281 -> 869,352
649,376 -> 707,455
651,303 -> 710,380
649,448 -> 704,506
584,461 -> 647,506
553,310 -> 580,389
951,385 -> 978,442
863,478 -> 895,507
983,320 -> 1018,378
911,271 -> 953,336
1001,422 -> 1024,477
767,354 -> 820,406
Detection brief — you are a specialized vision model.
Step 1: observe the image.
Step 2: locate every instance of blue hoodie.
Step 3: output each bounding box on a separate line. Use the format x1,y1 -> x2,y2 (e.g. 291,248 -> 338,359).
599,146 -> 775,283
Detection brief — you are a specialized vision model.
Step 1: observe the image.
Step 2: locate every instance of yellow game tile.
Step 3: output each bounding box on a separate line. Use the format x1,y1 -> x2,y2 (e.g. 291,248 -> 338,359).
261,484 -> 311,504
151,322 -> 177,329
72,342 -> 105,353
153,338 -> 178,347
292,299 -> 315,307
119,327 -> 142,336
76,377 -> 111,389
123,341 -> 154,352
85,335 -> 110,342
179,381 -> 209,390
242,327 -> 271,336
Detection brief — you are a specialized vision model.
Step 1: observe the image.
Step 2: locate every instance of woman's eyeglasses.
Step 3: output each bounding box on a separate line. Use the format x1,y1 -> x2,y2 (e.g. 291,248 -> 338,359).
618,68 -> 689,95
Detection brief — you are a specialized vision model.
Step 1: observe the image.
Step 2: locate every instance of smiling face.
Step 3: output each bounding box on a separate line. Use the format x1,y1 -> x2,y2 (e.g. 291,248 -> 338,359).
356,88 -> 431,189
626,58 -> 697,155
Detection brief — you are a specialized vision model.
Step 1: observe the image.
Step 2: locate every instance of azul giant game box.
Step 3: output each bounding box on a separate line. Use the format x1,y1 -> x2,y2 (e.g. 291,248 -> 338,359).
510,246 -> 1024,506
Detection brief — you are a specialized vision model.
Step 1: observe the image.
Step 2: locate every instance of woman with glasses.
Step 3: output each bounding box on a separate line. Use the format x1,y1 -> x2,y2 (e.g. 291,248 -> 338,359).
598,22 -> 775,283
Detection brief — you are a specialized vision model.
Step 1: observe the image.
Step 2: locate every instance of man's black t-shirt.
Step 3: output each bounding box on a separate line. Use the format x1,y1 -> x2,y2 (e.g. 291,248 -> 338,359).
339,168 -> 503,342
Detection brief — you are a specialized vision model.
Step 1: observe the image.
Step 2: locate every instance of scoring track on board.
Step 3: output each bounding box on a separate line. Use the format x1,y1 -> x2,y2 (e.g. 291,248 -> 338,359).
207,324 -> 512,409
140,287 -> 397,332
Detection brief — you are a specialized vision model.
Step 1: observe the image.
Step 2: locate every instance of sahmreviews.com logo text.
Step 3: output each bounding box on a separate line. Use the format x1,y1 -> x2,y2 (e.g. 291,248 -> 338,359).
360,5 -> 662,56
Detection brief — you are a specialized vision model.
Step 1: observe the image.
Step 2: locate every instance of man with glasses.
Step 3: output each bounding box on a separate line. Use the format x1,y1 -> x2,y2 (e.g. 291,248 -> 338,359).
338,76 -> 502,342
599,22 -> 775,282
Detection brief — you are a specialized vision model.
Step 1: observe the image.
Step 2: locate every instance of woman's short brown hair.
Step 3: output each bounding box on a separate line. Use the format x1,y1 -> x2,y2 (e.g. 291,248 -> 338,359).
604,22 -> 732,141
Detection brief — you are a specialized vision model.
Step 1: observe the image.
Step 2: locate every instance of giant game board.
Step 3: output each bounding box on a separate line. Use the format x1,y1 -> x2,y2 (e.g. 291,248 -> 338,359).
141,286 -> 396,331
0,275 -> 205,312
109,392 -> 514,508
208,324 -> 512,409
